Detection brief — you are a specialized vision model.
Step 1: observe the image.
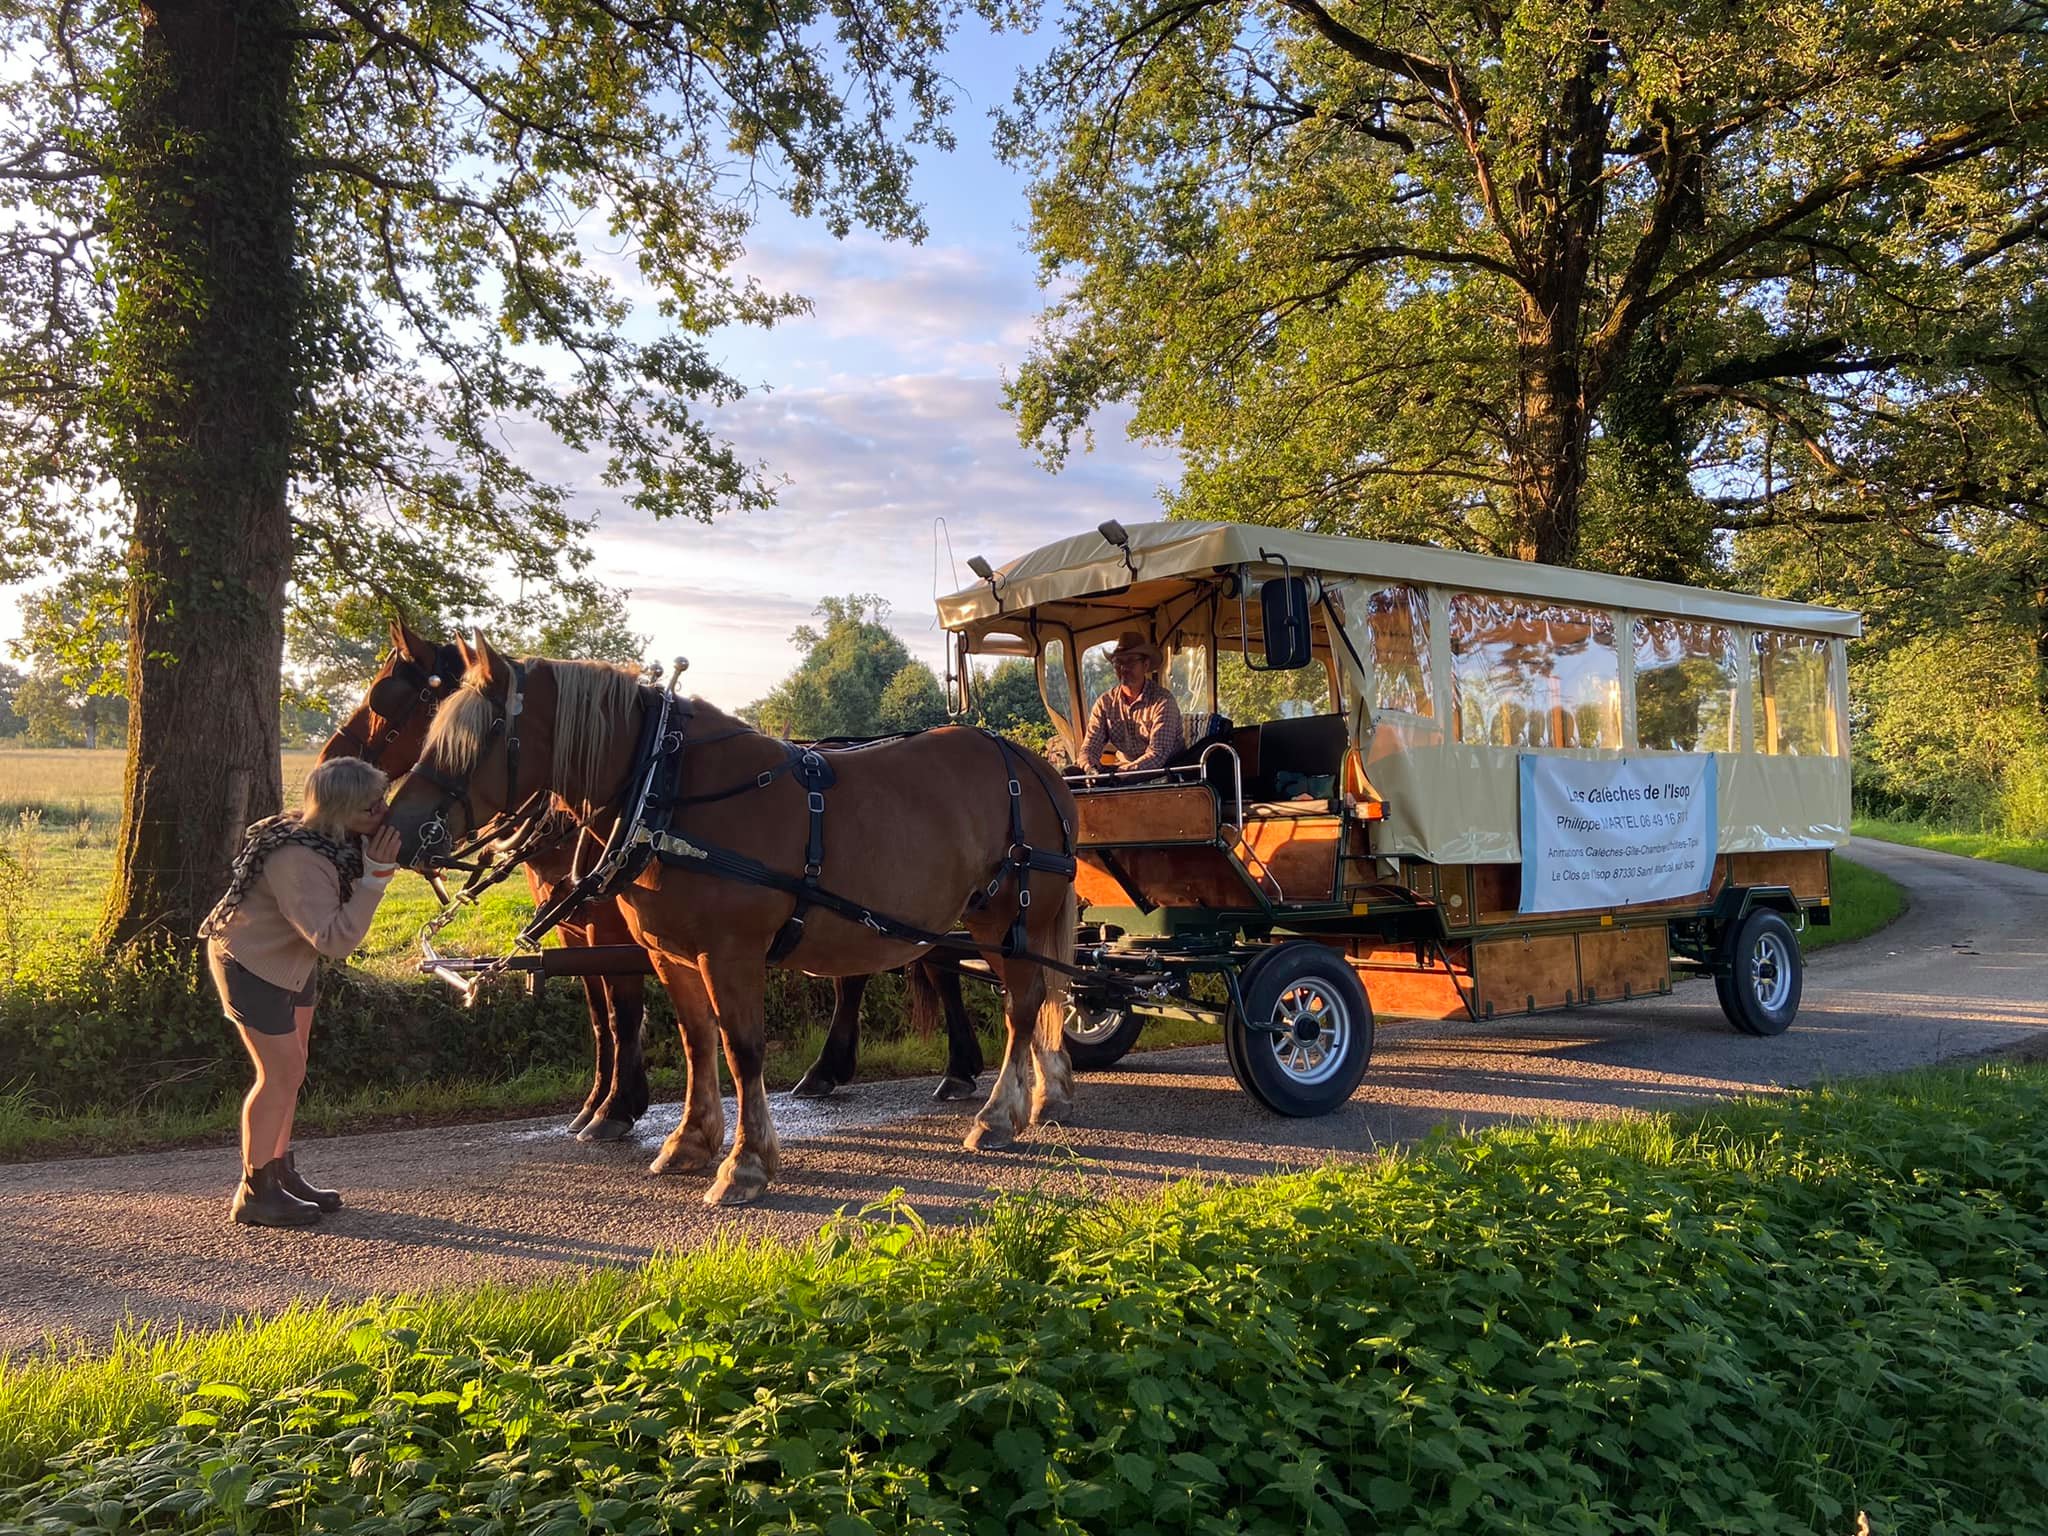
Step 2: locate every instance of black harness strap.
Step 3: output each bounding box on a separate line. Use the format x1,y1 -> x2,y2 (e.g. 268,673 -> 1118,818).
765,745 -> 835,963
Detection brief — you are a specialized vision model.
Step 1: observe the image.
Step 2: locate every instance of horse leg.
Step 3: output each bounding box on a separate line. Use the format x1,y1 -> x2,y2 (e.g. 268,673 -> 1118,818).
567,973 -> 611,1137
646,954 -> 725,1176
919,962 -> 982,1101
790,973 -> 868,1099
961,916 -> 1036,1150
700,954 -> 779,1206
577,976 -> 643,1143
613,978 -> 650,1122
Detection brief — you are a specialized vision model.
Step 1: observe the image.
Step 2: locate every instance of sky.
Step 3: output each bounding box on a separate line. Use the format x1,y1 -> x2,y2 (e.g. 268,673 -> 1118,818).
2,18 -> 1182,713
496,21 -> 1178,710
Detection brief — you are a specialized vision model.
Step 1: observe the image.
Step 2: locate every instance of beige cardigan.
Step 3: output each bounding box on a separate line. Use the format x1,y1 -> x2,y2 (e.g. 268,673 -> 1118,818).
211,844 -> 393,991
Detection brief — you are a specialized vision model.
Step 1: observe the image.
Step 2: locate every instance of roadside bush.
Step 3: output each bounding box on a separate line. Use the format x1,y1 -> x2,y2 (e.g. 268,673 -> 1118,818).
0,941 -> 943,1118
4,1066 -> 2047,1533
2000,747 -> 2048,840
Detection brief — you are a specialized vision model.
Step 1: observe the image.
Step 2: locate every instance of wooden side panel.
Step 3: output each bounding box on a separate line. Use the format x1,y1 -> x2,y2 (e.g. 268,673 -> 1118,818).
1346,939 -> 1471,1021
1243,814 -> 1343,904
1575,924 -> 1671,1003
1471,864 -> 1519,923
1472,934 -> 1580,1016
1076,784 -> 1220,845
1727,850 -> 1830,901
1081,846 -> 1262,910
1076,855 -> 1137,909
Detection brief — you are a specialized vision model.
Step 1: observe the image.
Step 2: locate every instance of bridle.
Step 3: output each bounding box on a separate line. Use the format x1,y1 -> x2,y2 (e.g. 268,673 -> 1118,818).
407,658 -> 536,866
332,646 -> 462,759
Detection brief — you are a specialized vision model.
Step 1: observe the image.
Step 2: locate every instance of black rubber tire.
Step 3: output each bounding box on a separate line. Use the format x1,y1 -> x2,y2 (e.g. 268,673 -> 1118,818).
1061,1000 -> 1146,1070
1226,942 -> 1375,1116
1715,908 -> 1803,1037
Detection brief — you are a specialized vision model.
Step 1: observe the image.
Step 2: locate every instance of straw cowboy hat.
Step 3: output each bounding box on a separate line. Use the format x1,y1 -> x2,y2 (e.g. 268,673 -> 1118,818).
1110,631 -> 1162,668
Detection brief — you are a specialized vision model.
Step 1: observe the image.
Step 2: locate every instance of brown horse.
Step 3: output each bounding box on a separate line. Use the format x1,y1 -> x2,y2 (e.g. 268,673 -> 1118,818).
321,623 -> 986,1141
384,636 -> 1078,1205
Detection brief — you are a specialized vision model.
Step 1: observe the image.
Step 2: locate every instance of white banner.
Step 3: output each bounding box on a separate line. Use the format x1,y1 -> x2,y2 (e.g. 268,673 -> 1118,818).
1518,755 -> 1718,915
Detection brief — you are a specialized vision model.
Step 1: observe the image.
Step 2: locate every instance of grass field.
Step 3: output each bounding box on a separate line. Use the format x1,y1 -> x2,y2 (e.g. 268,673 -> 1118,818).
1854,815 -> 2048,874
4,1060 -> 2046,1533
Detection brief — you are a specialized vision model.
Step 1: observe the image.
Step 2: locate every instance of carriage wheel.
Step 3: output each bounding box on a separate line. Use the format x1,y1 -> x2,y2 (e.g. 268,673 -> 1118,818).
1715,908 -> 1803,1037
1226,942 -> 1374,1117
1062,1000 -> 1146,1070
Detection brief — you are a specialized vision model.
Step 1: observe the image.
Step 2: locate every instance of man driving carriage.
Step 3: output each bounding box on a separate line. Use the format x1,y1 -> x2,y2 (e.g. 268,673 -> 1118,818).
1079,631 -> 1184,775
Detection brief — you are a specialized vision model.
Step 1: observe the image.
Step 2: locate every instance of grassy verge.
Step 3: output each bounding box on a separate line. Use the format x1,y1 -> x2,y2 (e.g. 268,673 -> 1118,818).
6,1061 -> 2048,1533
1806,851 -> 1905,951
1853,816 -> 2048,874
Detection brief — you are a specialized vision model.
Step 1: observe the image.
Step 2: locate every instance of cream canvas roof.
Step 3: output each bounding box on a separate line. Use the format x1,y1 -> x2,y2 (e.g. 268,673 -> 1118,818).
937,520 -> 1863,639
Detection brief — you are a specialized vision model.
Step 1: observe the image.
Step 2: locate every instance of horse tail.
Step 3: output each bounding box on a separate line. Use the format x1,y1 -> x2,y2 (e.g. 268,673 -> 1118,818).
906,959 -> 942,1037
1035,877 -> 1078,1055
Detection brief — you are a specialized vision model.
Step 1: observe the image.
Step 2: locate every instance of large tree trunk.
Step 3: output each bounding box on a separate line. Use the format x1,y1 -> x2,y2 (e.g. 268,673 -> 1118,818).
1512,328 -> 1590,568
99,0 -> 300,947
2034,572 -> 2048,725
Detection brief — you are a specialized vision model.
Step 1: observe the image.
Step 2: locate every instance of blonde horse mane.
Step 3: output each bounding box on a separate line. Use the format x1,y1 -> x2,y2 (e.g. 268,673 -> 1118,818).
549,660 -> 645,810
419,656 -> 645,812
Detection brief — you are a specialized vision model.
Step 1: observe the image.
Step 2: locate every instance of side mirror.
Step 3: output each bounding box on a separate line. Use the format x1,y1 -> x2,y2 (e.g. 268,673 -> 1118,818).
1260,575 -> 1313,669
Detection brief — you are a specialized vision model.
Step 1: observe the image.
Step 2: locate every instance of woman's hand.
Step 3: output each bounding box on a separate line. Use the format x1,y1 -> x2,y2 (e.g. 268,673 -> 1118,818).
364,824 -> 402,874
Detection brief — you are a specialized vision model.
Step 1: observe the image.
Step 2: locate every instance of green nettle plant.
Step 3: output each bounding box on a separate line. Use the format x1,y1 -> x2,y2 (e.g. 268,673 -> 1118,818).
4,1068 -> 2048,1532
0,0 -> 968,945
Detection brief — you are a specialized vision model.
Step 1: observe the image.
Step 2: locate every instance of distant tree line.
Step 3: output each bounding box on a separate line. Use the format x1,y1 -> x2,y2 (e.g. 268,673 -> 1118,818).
745,595 -> 1052,746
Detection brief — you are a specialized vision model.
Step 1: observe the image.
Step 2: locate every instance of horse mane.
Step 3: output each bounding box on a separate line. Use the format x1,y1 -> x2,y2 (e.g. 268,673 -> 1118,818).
549,660 -> 645,809
419,657 -> 643,804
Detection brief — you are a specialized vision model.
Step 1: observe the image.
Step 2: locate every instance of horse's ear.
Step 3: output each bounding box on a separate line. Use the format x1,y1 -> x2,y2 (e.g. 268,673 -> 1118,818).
468,628 -> 510,688
392,617 -> 434,665
453,632 -> 478,672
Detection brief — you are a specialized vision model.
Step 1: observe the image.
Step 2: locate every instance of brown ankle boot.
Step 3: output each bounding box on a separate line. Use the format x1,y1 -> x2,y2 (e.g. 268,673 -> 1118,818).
231,1159 -> 320,1227
280,1151 -> 342,1213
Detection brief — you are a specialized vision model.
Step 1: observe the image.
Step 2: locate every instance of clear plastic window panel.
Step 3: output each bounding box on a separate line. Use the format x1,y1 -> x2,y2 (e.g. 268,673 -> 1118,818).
1366,585 -> 1433,717
1633,618 -> 1740,752
1164,636 -> 1212,737
1754,631 -> 1837,756
1216,648 -> 1333,724
1079,641 -> 1117,714
1450,594 -> 1621,749
1039,638 -> 1073,728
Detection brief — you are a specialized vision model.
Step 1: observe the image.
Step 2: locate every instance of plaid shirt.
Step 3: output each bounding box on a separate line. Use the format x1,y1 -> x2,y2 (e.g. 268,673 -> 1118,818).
1081,679 -> 1184,771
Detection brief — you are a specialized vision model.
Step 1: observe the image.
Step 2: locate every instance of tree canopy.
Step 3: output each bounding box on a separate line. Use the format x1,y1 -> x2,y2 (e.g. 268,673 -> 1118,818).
998,0 -> 2048,574
0,0 -> 969,939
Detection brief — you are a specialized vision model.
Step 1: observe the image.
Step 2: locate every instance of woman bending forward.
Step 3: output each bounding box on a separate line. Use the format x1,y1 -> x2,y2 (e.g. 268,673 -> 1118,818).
200,757 -> 401,1227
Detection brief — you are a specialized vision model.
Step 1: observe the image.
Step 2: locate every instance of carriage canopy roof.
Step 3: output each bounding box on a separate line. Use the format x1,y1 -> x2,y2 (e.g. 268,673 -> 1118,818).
936,520 -> 1863,639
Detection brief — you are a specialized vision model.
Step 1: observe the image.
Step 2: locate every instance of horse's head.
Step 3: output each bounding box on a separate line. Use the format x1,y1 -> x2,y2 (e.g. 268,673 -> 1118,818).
383,630 -> 547,868
317,619 -> 465,775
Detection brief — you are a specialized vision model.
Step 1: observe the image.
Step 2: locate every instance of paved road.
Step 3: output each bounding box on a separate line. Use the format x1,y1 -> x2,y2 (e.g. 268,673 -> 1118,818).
4,838 -> 2044,1355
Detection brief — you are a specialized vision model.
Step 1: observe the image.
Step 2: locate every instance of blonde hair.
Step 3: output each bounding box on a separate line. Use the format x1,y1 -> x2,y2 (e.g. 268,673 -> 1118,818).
301,757 -> 389,840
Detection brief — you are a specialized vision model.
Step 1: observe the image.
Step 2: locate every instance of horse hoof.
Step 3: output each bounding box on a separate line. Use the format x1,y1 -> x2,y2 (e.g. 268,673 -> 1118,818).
566,1107 -> 594,1135
964,1119 -> 1016,1152
788,1069 -> 839,1100
578,1116 -> 633,1143
933,1075 -> 980,1102
648,1138 -> 714,1175
704,1165 -> 768,1206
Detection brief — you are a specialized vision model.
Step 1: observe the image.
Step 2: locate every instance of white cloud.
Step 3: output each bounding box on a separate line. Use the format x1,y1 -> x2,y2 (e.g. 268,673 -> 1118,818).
552,373 -> 1177,708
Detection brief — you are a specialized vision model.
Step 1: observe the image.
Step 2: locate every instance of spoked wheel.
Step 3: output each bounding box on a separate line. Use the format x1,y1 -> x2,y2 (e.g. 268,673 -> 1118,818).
1062,999 -> 1146,1070
1227,942 -> 1374,1116
1715,908 -> 1803,1037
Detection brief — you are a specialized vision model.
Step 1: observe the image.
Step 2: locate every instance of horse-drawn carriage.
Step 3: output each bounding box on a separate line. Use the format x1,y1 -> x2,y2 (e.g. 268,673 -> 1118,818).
936,520 -> 1858,1115
352,518 -> 1855,1201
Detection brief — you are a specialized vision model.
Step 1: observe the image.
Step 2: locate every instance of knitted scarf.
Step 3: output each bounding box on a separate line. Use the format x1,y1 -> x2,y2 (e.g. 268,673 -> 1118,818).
198,814 -> 363,940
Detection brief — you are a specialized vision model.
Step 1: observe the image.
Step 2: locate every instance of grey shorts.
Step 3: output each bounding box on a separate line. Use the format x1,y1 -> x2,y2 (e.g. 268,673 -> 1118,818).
207,944 -> 317,1036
